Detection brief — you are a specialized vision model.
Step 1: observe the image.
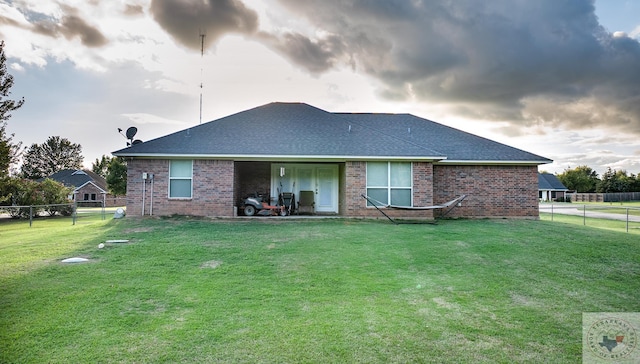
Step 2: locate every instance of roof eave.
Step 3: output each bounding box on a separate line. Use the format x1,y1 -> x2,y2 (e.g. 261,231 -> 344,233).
112,153 -> 447,162
437,159 -> 552,166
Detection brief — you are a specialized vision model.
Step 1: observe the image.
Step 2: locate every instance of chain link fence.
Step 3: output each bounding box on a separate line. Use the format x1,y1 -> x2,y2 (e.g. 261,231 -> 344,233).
0,201 -> 126,227
540,203 -> 640,233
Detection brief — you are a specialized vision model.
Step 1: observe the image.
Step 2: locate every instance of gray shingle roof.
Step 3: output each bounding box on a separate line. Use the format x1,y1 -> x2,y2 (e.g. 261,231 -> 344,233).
538,173 -> 568,190
45,169 -> 107,191
113,102 -> 551,164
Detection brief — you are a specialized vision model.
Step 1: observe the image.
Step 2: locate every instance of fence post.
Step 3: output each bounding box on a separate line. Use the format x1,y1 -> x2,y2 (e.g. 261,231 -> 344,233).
29,205 -> 33,227
627,208 -> 629,233
72,200 -> 77,226
583,205 -> 586,226
551,203 -> 554,221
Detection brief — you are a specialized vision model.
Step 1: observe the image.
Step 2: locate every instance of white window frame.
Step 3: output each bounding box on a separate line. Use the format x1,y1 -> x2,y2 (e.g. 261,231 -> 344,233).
366,162 -> 413,207
169,160 -> 193,199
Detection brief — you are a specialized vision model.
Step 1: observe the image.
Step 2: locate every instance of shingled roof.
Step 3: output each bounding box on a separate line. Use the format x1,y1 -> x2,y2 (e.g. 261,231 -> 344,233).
113,102 -> 551,164
538,173 -> 568,191
46,169 -> 107,192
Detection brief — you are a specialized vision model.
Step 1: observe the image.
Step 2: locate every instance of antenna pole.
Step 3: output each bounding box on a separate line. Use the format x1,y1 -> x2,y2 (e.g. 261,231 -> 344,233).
199,30 -> 206,124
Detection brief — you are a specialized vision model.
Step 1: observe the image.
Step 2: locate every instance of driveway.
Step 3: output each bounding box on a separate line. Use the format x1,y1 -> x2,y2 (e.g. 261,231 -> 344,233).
539,204 -> 640,222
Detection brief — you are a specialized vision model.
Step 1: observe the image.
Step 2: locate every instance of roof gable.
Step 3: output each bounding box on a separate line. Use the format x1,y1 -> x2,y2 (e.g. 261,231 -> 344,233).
538,173 -> 568,190
47,169 -> 107,190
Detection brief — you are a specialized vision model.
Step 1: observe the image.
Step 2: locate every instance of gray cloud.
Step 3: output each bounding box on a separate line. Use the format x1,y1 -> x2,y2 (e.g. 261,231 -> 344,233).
149,0 -> 259,50
256,31 -> 348,74
124,4 -> 145,17
57,13 -> 109,47
269,0 -> 640,135
9,5 -> 109,48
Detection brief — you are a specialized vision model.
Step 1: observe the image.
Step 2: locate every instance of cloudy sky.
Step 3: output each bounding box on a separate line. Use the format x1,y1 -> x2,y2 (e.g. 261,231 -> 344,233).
1,0 -> 639,175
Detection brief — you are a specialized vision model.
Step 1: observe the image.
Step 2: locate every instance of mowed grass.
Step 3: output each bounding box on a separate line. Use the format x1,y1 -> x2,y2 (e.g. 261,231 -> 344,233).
1,216 -> 639,363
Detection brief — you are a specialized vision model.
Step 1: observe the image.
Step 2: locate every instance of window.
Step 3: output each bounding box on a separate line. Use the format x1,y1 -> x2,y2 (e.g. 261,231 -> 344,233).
83,193 -> 89,201
169,160 -> 193,198
366,162 -> 412,206
91,193 -> 96,200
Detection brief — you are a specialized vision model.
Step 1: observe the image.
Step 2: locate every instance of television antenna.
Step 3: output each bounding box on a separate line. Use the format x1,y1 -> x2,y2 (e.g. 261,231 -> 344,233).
199,30 -> 206,125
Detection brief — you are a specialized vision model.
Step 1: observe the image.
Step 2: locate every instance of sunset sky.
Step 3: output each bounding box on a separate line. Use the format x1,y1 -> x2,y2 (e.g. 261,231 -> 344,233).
1,0 -> 639,175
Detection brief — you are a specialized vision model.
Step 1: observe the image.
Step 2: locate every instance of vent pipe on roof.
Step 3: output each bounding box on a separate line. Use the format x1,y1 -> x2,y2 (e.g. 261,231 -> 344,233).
349,125 -> 352,133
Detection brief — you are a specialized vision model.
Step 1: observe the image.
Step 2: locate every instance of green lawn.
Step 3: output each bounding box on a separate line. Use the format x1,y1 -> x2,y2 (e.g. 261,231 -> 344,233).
1,216 -> 639,363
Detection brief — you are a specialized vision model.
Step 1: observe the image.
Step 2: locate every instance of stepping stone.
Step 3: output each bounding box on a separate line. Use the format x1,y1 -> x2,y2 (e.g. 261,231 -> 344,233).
61,257 -> 89,263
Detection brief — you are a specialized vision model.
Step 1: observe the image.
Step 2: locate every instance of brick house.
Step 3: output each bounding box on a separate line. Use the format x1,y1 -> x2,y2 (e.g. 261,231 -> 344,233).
113,102 -> 552,219
46,169 -> 108,205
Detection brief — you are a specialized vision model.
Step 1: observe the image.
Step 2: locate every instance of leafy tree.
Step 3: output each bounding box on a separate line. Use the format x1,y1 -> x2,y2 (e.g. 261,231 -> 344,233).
106,157 -> 127,196
0,40 -> 25,178
557,166 -> 599,193
21,136 -> 83,179
0,177 -> 42,218
92,155 -> 112,179
0,177 -> 71,218
39,178 -> 72,216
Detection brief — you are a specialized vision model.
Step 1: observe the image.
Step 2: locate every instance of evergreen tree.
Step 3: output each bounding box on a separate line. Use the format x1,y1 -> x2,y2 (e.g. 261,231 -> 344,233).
92,155 -> 112,179
21,136 -> 84,179
0,40 -> 25,177
597,168 -> 632,193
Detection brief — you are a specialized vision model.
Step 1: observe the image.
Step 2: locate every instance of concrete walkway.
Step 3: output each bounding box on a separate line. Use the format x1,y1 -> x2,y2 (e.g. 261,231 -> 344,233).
539,204 -> 640,222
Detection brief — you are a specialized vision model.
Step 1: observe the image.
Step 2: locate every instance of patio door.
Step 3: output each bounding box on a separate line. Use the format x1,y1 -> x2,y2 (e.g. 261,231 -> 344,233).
271,164 -> 338,213
315,166 -> 337,213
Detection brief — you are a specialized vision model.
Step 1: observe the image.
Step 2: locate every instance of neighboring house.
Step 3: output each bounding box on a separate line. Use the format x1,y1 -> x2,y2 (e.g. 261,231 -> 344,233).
113,102 -> 552,219
46,169 -> 108,205
538,173 -> 569,202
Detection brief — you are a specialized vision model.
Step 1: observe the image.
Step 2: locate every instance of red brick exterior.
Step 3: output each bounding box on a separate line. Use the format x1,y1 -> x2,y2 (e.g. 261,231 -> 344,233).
126,159 -> 235,217
74,183 -> 105,204
343,161 -> 435,219
433,165 -> 539,218
125,159 -> 539,219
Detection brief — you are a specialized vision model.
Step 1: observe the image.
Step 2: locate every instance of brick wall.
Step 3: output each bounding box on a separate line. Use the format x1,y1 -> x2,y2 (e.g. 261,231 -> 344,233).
433,165 -> 539,218
126,159 -> 235,217
344,161 -> 435,219
125,159 -> 539,219
75,184 -> 104,202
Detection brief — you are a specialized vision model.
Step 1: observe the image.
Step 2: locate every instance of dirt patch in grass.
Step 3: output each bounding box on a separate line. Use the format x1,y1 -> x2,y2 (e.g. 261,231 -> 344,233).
121,227 -> 155,234
200,260 -> 222,269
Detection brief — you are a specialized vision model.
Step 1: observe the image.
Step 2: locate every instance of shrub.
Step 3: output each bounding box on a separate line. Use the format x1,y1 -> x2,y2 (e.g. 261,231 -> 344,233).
0,177 -> 72,218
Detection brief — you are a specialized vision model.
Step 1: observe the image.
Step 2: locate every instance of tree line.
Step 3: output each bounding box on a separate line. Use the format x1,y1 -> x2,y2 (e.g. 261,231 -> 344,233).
556,165 -> 640,193
0,41 -> 126,216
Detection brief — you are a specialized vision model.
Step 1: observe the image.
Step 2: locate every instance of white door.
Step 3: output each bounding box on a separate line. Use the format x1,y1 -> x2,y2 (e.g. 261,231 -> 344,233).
271,164 -> 338,213
316,166 -> 338,213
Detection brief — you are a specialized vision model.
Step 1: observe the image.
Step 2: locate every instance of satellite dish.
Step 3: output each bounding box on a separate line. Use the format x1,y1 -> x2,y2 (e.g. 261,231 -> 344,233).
132,139 -> 143,145
125,127 -> 138,140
